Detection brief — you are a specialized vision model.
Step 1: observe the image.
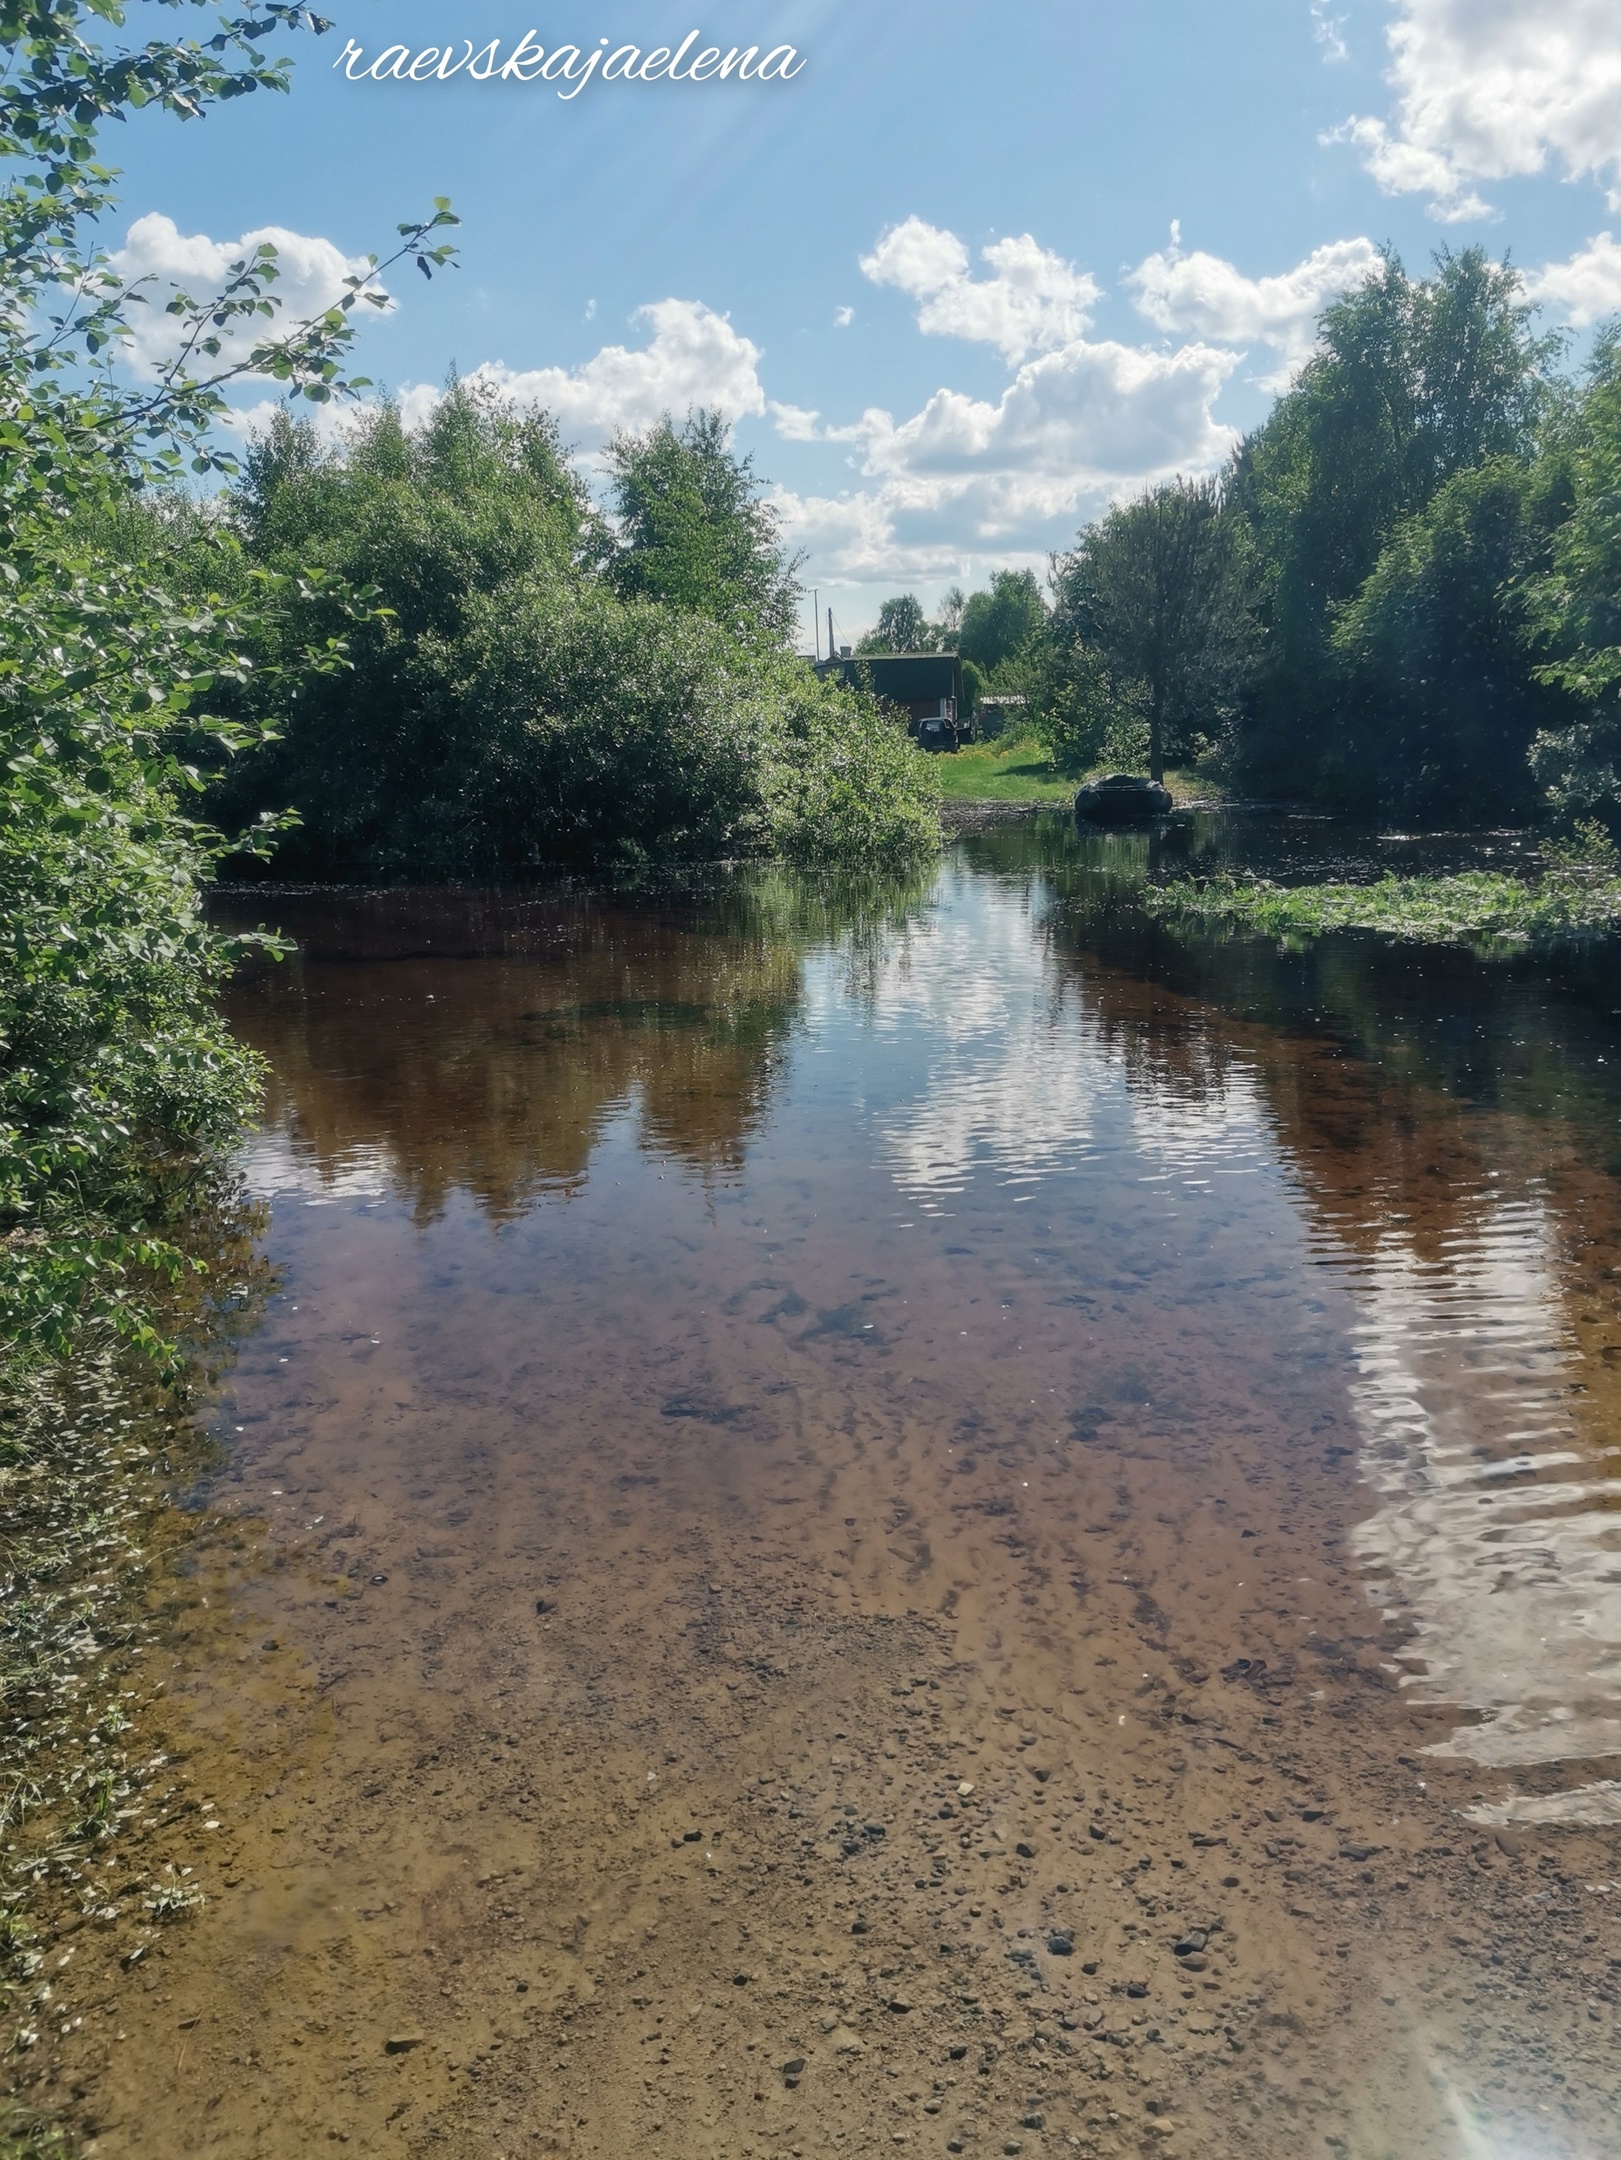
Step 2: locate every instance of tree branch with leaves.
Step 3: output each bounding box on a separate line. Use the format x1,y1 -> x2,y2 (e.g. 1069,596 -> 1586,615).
0,0 -> 456,1359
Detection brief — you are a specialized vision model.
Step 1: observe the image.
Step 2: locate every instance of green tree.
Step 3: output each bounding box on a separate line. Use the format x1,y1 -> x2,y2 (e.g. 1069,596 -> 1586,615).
1050,476 -> 1255,783
210,391 -> 938,879
1528,332 -> 1621,821
605,409 -> 800,644
1331,455 -> 1573,820
1024,638 -> 1128,774
859,593 -> 931,653
211,388 -> 590,875
958,568 -> 1048,678
959,656 -> 989,721
1233,248 -> 1558,794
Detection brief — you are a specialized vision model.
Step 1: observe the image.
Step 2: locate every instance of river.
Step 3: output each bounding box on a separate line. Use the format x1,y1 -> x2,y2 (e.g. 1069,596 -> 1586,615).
76,814 -> 1621,2158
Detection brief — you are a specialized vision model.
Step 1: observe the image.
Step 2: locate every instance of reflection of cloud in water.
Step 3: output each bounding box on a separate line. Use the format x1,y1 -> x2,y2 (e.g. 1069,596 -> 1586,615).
857,895 -> 1105,1196
861,877 -> 1621,1806
881,1030 -> 1104,1198
1127,1072 -> 1273,1183
1464,1778 -> 1621,1830
242,1131 -> 391,1205
1338,1194 -> 1621,1779
863,878 -> 1273,1200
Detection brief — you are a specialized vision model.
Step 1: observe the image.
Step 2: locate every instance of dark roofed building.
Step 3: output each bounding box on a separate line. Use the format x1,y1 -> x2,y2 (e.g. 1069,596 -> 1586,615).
815,650 -> 965,733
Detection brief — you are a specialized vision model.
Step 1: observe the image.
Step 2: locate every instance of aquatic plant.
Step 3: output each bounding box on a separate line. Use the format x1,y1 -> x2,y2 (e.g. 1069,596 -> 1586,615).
1143,853 -> 1621,952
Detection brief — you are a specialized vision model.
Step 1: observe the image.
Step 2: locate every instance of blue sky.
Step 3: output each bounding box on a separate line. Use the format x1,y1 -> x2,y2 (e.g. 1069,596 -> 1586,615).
107,0 -> 1621,643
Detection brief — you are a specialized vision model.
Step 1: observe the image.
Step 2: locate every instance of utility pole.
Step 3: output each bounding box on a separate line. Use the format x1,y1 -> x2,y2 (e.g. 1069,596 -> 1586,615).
813,588 -> 819,661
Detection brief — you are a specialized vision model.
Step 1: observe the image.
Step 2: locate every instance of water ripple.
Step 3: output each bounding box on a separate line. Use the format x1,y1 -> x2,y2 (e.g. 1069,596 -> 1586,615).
1336,1203 -> 1621,1777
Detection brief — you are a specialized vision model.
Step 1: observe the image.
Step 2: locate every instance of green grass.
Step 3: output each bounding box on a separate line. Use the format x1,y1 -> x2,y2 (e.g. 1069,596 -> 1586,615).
1143,868 -> 1621,951
0,2107 -> 73,2159
933,742 -> 1218,806
931,740 -> 1078,803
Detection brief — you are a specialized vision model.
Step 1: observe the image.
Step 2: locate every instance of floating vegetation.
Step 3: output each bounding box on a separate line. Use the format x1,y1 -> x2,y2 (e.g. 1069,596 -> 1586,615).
1143,827 -> 1621,953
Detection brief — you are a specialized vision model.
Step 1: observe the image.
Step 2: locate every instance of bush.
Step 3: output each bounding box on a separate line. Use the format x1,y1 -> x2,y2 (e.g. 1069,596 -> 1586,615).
210,397 -> 940,878
764,669 -> 941,869
0,543 -> 276,1365
443,584 -> 939,873
450,581 -> 778,867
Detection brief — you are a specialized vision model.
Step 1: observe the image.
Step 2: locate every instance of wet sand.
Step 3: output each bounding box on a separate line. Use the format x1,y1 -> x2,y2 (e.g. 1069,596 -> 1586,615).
25,846 -> 1621,2159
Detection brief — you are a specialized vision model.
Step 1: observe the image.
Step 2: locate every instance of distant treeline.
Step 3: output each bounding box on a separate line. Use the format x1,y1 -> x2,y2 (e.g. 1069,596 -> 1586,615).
859,248 -> 1621,825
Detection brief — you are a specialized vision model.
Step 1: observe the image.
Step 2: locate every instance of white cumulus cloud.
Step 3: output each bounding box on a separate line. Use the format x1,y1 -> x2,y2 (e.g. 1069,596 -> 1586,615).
768,400 -> 822,441
1331,115 -> 1492,222
218,217 -> 1363,599
399,299 -> 766,447
771,339 -> 1239,584
1332,0 -> 1621,220
220,397 -> 374,446
854,338 -> 1238,510
1127,229 -> 1383,379
110,211 -> 382,378
1526,231 -> 1621,325
764,216 -> 1249,585
859,216 -> 1102,364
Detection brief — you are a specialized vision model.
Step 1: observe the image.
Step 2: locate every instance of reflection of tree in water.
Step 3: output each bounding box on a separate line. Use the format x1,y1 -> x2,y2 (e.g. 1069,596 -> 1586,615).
991,817 -> 1621,1254
1015,849 -> 1621,1768
220,871 -> 933,1224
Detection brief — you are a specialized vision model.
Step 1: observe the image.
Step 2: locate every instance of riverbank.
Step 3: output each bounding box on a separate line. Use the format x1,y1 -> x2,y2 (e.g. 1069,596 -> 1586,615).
0,1188 -> 269,2151
934,749 -> 1223,814
932,744 -> 1077,805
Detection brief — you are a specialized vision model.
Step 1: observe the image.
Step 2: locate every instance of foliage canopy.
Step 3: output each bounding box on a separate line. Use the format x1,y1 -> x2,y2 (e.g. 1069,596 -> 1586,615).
207,393 -> 937,878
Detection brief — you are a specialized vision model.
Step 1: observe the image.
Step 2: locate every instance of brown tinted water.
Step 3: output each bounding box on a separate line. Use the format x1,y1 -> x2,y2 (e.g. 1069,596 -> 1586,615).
62,820 -> 1621,2158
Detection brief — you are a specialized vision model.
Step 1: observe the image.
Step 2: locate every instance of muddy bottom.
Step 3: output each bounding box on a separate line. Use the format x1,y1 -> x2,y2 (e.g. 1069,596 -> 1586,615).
37,831 -> 1621,2158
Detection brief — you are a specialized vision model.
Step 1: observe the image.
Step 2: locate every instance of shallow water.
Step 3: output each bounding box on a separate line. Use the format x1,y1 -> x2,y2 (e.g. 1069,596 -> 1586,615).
65,818 -> 1621,2158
